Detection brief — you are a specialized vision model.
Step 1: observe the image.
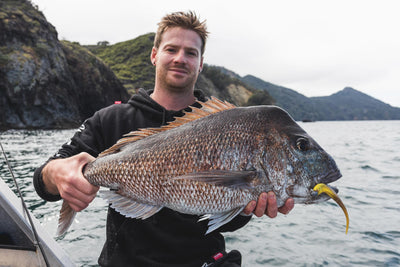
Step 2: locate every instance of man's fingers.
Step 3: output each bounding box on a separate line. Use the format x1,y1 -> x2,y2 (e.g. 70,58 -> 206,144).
62,188 -> 98,212
58,175 -> 99,212
74,178 -> 99,196
254,192 -> 268,217
66,198 -> 89,212
278,198 -> 294,215
243,200 -> 256,215
244,192 -> 278,217
42,152 -> 98,213
243,192 -> 294,218
265,192 -> 278,218
61,172 -> 99,196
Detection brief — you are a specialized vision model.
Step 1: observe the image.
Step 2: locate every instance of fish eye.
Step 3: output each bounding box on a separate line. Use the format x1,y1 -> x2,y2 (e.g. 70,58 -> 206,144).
296,138 -> 309,151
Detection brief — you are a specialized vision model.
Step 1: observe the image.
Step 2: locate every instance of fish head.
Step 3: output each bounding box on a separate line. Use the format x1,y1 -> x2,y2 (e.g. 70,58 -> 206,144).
283,132 -> 342,204
257,106 -> 342,206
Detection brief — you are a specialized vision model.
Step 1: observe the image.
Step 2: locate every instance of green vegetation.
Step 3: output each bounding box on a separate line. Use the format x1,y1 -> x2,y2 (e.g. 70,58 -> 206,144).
246,90 -> 275,106
0,51 -> 9,67
199,65 -> 274,105
33,42 -> 49,57
202,65 -> 245,90
86,33 -> 155,93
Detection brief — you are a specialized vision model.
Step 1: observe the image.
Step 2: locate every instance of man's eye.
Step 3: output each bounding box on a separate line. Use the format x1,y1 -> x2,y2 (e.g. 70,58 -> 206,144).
187,51 -> 198,57
166,48 -> 176,53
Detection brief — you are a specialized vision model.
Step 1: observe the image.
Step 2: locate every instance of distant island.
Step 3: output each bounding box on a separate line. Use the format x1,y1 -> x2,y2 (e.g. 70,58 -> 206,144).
241,76 -> 400,121
1,0 -> 399,130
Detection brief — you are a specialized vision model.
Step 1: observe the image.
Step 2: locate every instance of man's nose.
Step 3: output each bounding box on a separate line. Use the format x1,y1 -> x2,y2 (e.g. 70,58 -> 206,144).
173,50 -> 187,64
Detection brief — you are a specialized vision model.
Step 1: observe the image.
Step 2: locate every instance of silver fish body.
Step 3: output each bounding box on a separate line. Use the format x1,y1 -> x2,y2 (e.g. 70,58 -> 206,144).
82,100 -> 341,233
57,98 -> 342,235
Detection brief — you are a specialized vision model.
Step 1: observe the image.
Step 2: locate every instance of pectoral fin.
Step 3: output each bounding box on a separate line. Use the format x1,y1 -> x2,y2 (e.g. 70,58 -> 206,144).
313,183 -> 349,234
199,207 -> 245,234
100,190 -> 162,219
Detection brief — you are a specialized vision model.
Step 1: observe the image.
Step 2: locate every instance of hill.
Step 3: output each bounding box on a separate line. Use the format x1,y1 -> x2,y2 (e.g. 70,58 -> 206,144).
242,75 -> 317,120
242,75 -> 400,121
311,87 -> 400,120
0,0 -> 129,129
85,34 -> 156,92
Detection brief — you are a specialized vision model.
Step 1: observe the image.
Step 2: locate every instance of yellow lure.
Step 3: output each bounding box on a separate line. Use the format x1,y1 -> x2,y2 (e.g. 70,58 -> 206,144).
313,183 -> 349,234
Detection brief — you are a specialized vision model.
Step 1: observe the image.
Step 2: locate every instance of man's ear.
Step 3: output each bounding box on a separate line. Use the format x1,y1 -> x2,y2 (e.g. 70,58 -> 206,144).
199,56 -> 204,72
150,47 -> 157,65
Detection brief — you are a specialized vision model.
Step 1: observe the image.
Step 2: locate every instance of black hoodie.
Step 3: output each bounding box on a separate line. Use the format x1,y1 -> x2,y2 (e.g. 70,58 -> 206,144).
33,89 -> 251,266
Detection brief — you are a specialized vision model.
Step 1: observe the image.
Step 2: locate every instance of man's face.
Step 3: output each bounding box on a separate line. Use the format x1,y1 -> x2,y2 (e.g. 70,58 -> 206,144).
151,27 -> 204,92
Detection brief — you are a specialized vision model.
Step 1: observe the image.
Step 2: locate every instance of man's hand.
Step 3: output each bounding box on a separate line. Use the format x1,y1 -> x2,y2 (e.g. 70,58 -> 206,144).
243,192 -> 294,218
42,152 -> 99,212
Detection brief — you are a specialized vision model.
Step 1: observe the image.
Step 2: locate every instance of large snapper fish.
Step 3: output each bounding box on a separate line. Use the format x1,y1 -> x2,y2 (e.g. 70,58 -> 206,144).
58,97 -> 349,236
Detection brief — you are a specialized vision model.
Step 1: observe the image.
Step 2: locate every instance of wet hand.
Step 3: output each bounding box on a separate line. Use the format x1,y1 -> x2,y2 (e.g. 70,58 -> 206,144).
243,192 -> 294,218
42,152 -> 99,212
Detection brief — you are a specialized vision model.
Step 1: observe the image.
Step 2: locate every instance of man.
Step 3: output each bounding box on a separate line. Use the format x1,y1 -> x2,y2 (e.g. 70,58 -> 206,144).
33,11 -> 294,266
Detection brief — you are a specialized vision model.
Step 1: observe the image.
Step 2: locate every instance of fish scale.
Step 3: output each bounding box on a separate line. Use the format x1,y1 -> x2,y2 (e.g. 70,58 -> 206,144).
84,108 -> 263,213
57,97 -> 347,236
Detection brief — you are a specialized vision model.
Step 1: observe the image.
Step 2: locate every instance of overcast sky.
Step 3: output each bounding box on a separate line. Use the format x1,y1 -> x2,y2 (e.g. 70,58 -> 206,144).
31,0 -> 400,107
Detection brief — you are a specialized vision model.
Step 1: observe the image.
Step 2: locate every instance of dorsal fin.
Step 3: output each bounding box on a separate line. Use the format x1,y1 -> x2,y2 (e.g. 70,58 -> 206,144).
98,97 -> 236,157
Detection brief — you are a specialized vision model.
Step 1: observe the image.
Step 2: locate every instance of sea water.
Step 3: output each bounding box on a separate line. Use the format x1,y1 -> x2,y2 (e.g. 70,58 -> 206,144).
1,120 -> 399,267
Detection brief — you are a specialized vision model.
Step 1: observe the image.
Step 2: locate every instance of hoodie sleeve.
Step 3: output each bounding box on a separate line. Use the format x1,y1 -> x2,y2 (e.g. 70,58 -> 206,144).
33,111 -> 105,201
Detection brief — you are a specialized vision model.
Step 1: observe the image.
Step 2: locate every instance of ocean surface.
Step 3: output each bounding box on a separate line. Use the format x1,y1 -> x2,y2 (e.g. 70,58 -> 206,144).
1,120 -> 399,267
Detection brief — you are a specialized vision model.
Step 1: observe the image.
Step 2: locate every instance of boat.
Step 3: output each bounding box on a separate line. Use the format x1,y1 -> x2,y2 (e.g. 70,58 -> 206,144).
0,178 -> 75,267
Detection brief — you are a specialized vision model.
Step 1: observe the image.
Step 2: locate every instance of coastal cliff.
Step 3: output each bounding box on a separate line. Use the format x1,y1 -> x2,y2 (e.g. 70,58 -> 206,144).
0,0 -> 129,129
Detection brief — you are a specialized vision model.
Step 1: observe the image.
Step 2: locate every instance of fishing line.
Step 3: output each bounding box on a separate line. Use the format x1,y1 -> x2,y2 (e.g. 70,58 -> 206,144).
0,140 -> 50,267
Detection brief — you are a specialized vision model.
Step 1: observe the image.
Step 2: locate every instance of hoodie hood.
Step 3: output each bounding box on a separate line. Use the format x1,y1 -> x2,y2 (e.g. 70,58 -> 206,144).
128,88 -> 206,125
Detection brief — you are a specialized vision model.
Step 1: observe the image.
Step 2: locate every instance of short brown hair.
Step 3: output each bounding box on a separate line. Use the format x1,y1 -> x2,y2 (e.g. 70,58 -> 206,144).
154,11 -> 209,55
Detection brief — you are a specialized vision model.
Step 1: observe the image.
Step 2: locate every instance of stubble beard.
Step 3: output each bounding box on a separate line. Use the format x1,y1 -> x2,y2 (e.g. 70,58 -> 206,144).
157,66 -> 198,94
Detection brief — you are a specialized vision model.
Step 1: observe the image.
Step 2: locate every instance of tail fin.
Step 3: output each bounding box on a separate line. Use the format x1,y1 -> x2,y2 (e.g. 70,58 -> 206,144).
56,200 -> 76,236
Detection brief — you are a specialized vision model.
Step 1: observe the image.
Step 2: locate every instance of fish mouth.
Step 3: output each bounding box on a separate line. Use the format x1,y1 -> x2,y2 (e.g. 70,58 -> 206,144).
310,184 -> 338,200
288,169 -> 341,204
285,168 -> 341,202
315,168 -> 342,185
309,169 -> 342,202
